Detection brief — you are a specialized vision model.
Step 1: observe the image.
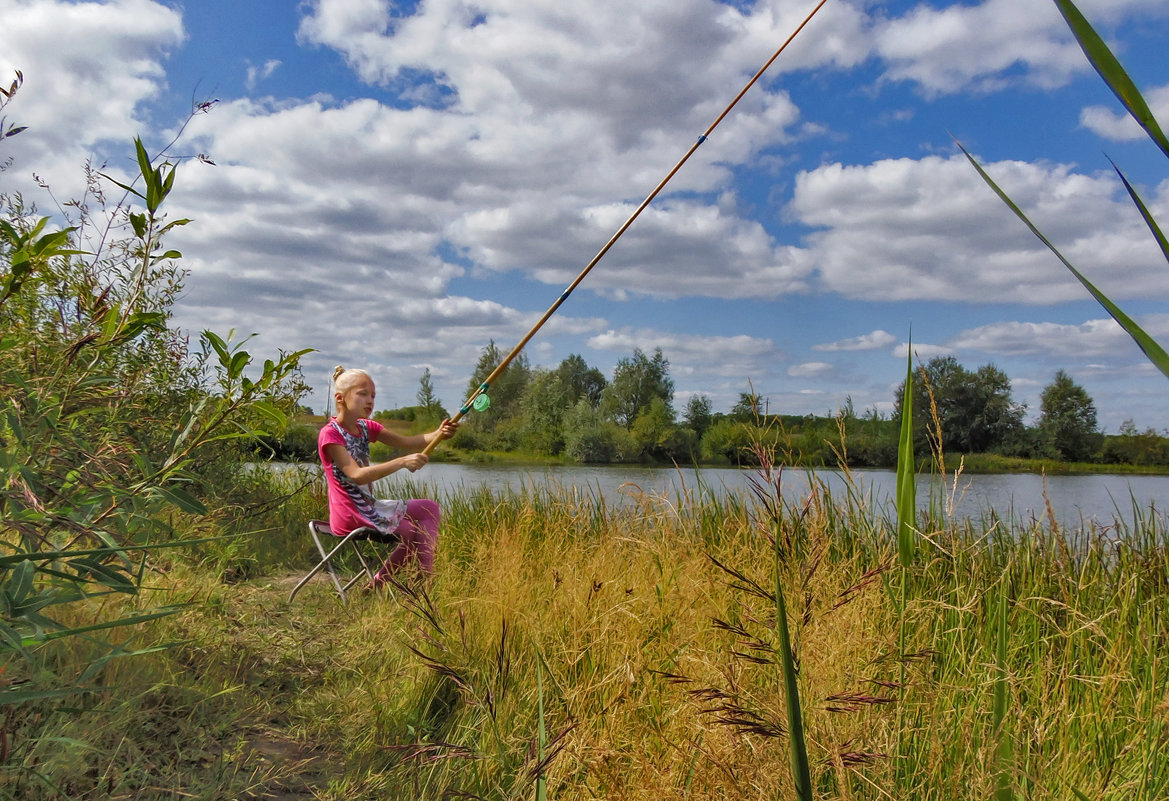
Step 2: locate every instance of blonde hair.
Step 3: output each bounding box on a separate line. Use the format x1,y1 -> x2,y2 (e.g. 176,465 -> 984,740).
330,365 -> 373,414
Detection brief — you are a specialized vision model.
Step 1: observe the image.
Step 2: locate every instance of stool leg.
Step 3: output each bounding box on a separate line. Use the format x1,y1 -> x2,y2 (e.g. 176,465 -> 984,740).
289,528 -> 365,603
315,528 -> 347,597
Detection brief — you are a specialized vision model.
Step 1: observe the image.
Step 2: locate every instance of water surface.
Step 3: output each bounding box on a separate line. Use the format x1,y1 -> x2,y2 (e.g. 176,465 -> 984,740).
345,463 -> 1169,530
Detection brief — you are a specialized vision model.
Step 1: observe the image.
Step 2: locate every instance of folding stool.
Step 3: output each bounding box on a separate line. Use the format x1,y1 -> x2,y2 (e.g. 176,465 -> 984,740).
288,519 -> 398,602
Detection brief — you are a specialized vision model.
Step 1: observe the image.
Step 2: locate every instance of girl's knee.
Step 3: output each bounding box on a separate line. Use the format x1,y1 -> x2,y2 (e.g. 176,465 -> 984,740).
409,498 -> 440,525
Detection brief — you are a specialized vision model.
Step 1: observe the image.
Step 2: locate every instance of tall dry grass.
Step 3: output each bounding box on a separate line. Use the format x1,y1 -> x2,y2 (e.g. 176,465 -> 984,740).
5,467 -> 1165,800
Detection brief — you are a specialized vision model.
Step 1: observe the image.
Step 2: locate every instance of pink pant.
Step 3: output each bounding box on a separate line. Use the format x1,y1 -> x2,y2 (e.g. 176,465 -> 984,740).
373,498 -> 439,583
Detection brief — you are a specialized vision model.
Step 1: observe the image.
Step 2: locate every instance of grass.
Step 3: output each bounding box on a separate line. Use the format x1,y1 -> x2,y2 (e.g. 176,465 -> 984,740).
3,468 -> 1166,800
958,453 -> 1169,476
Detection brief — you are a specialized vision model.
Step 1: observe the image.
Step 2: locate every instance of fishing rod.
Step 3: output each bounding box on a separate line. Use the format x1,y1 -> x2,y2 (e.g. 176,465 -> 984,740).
424,0 -> 829,455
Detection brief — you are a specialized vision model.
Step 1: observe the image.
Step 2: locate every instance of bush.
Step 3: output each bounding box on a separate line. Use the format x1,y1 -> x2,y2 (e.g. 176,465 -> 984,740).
701,418 -> 759,464
1,122 -> 309,721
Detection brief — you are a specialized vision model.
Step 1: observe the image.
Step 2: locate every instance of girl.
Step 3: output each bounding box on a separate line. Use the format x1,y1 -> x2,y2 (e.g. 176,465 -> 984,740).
318,365 -> 458,586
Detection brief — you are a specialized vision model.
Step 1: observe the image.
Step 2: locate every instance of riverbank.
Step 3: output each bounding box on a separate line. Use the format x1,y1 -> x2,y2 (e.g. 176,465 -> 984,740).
284,416 -> 1169,476
8,475 -> 1166,799
282,433 -> 1169,477
955,452 -> 1169,476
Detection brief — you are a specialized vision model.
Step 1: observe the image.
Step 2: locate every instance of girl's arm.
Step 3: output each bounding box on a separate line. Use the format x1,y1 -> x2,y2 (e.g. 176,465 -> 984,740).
374,419 -> 458,452
322,442 -> 429,484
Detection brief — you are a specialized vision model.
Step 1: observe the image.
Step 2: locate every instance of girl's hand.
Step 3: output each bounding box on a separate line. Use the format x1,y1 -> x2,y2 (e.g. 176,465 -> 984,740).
436,418 -> 459,440
401,453 -> 429,472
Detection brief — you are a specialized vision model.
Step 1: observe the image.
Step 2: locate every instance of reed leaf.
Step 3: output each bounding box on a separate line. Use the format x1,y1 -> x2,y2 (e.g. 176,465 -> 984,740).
536,654 -> 547,801
993,583 -> 1014,801
1053,0 -> 1169,159
774,523 -> 812,801
896,343 -> 916,568
958,141 -> 1169,381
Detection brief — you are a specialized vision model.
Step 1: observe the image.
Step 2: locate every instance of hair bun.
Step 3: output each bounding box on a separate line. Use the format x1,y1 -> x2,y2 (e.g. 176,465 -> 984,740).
332,364 -> 346,381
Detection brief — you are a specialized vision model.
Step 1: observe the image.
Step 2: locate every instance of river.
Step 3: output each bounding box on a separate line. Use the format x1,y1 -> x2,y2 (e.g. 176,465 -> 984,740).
302,462 -> 1169,531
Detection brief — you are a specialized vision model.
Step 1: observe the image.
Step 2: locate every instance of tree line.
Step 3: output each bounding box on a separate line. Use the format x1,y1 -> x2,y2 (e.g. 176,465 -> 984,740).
274,348 -> 1169,469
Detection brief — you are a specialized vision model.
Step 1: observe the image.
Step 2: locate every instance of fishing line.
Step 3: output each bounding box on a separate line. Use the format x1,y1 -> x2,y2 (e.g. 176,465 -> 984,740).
425,0 -> 830,454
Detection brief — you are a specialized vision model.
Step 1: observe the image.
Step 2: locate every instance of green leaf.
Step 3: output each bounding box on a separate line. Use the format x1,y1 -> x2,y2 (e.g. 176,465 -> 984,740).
1053,0 -> 1169,159
29,229 -> 72,256
0,534 -> 245,568
0,687 -> 95,706
228,350 -> 250,380
161,163 -> 177,200
896,342 -> 916,568
993,584 -> 1014,801
773,534 -> 812,801
96,171 -> 144,200
118,311 -> 167,341
158,218 -> 191,235
7,559 -> 36,604
133,138 -> 163,213
130,212 -> 147,238
26,216 -> 49,239
155,483 -> 207,515
249,399 -> 287,429
150,249 -> 182,265
536,653 -> 547,801
145,178 -> 160,215
69,558 -> 137,593
31,606 -> 186,644
203,330 -> 230,363
134,137 -> 153,186
960,141 -> 1169,381
10,588 -> 62,619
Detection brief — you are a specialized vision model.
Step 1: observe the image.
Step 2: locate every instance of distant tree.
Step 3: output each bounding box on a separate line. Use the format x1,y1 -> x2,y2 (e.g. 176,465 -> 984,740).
630,397 -> 693,461
555,353 -> 606,407
416,368 -> 440,411
967,363 -> 1027,452
600,347 -> 674,429
518,368 -> 569,455
683,394 -> 714,438
838,395 -> 856,420
466,339 -> 530,432
1102,419 -> 1169,466
701,416 -> 775,465
563,398 -> 636,463
731,389 -> 764,420
1038,370 -> 1100,462
894,355 -> 1025,454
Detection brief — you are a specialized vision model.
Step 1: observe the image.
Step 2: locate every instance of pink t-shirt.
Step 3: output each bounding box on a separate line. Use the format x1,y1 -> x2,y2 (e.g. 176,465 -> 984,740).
318,418 -> 407,536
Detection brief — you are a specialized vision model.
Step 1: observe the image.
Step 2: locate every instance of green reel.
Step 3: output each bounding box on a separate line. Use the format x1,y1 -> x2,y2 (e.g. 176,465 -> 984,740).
472,393 -> 491,412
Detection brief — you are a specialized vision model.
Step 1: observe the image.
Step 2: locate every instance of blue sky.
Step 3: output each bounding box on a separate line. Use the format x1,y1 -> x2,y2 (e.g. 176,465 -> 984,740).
3,0 -> 1169,430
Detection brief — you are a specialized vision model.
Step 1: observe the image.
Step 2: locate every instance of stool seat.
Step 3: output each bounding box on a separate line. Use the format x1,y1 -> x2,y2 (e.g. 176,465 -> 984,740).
288,519 -> 399,602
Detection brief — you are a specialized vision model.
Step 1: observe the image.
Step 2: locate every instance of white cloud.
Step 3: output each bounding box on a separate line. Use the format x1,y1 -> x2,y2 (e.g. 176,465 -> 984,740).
893,341 -> 953,360
814,329 -> 897,351
587,327 -> 778,378
950,315 -> 1169,359
0,0 -> 184,189
871,0 -> 1168,96
789,154 -> 1169,303
1080,84 -> 1169,141
246,59 -> 282,91
788,361 -> 833,377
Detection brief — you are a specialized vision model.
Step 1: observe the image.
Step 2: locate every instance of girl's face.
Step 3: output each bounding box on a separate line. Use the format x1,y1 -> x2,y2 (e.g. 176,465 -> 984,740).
338,376 -> 376,417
